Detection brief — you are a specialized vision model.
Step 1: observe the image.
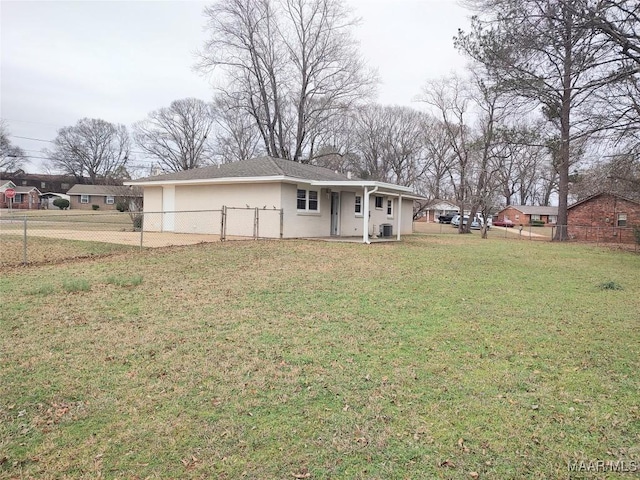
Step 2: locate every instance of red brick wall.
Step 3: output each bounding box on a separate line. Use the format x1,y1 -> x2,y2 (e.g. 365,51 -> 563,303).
0,191 -> 41,209
567,194 -> 640,244
498,207 -> 529,226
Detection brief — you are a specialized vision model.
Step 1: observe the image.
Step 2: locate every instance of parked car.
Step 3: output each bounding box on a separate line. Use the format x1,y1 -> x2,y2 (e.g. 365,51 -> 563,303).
438,212 -> 458,224
470,218 -> 482,230
493,219 -> 515,227
451,215 -> 469,227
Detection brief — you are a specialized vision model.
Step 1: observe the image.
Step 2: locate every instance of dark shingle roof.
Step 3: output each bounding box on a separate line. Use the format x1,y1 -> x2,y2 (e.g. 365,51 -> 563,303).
66,184 -> 142,196
134,156 -> 361,183
502,205 -> 558,216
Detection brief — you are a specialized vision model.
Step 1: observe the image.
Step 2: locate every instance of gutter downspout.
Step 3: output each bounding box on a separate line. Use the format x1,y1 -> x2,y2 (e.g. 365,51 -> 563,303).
363,185 -> 380,244
397,194 -> 403,241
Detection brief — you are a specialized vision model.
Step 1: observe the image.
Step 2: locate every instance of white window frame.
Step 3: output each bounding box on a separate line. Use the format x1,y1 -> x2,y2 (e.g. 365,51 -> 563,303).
354,195 -> 362,216
105,195 -> 115,205
387,199 -> 393,218
375,196 -> 383,209
617,213 -> 627,227
531,214 -> 541,221
296,188 -> 320,213
80,194 -> 90,204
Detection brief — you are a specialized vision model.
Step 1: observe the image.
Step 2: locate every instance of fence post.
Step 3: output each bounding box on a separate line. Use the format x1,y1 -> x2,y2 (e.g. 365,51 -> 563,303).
140,213 -> 144,251
254,207 -> 259,239
23,216 -> 27,265
221,206 -> 227,241
279,208 -> 284,239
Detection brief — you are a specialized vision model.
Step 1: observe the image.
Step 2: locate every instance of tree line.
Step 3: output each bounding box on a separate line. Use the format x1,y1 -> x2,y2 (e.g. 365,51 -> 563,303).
1,0 -> 638,240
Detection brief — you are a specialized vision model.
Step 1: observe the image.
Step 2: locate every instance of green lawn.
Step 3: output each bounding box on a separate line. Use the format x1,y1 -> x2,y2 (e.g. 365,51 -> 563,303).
0,236 -> 638,479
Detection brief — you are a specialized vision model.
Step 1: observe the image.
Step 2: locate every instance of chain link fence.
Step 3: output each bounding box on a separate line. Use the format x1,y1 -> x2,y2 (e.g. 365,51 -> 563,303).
413,221 -> 553,241
553,224 -> 639,247
0,207 -> 283,266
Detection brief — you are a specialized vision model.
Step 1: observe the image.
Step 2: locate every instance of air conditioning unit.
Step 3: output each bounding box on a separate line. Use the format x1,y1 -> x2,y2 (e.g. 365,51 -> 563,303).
380,223 -> 393,237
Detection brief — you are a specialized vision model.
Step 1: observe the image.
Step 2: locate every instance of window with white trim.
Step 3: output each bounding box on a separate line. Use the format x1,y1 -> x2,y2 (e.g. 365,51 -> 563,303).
296,188 -> 319,212
387,199 -> 393,217
14,194 -> 23,203
375,196 -> 383,209
355,195 -> 362,215
80,194 -> 90,204
105,195 -> 115,205
531,214 -> 541,221
617,213 -> 627,227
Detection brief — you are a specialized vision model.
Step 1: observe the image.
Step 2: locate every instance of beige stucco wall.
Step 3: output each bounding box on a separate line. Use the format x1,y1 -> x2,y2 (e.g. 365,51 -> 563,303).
340,190 -> 365,236
142,187 -> 164,231
280,183 -> 331,238
141,181 -> 416,239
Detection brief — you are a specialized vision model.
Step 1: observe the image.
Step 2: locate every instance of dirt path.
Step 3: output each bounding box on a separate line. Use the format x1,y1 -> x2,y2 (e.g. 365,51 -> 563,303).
0,228 -> 220,247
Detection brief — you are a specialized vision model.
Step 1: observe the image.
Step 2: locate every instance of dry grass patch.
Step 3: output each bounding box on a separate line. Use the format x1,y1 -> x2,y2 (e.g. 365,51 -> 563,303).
0,237 -> 639,479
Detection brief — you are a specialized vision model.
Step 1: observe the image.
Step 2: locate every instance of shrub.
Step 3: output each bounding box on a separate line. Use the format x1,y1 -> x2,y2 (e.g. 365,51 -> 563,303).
106,275 -> 143,288
52,198 -> 70,210
62,278 -> 91,293
530,220 -> 545,227
132,214 -> 143,231
92,204 -> 100,210
598,281 -> 623,291
116,201 -> 129,212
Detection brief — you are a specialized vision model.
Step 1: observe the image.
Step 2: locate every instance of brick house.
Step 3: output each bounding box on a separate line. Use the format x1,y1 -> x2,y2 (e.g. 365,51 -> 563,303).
496,205 -> 558,226
417,199 -> 459,222
567,192 -> 640,244
0,181 -> 42,209
66,184 -> 143,211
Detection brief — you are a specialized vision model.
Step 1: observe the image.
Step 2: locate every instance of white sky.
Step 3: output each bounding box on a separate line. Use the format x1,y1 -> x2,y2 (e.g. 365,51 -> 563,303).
0,0 -> 471,172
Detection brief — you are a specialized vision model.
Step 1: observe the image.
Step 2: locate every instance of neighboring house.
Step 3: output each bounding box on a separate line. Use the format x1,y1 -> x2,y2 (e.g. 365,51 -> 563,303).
567,192 -> 640,244
125,156 -> 425,242
496,205 -> 558,225
66,184 -> 143,210
0,181 -> 41,209
418,199 -> 459,223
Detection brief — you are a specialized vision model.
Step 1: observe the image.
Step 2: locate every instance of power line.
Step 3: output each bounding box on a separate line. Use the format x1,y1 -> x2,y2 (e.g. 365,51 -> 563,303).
11,135 -> 53,143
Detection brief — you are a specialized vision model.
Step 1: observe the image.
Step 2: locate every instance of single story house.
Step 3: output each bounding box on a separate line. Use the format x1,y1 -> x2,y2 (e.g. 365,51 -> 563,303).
496,205 -> 558,225
567,192 -> 640,244
66,184 -> 143,211
417,199 -> 459,223
125,156 -> 425,242
0,181 -> 41,210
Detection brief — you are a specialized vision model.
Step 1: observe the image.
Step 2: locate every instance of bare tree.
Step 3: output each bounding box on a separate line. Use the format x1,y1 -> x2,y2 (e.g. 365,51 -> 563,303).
571,151 -> 640,200
133,98 -> 216,172
212,95 -> 264,164
568,0 -> 640,65
419,120 -> 456,201
197,0 -> 376,162
0,121 -> 27,173
349,104 -> 428,186
419,74 -> 510,237
456,0 -> 627,239
45,118 -> 130,184
419,76 -> 475,233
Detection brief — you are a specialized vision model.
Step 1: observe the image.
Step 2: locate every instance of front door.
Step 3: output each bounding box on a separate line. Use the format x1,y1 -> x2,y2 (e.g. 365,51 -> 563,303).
330,192 -> 340,236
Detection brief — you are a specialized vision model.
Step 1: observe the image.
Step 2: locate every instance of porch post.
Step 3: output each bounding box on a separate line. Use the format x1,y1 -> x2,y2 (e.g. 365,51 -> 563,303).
397,195 -> 402,241
363,186 -> 369,244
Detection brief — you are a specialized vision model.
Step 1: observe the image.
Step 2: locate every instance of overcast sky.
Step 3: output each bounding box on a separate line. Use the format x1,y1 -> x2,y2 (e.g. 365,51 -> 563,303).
1,0 -> 471,173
